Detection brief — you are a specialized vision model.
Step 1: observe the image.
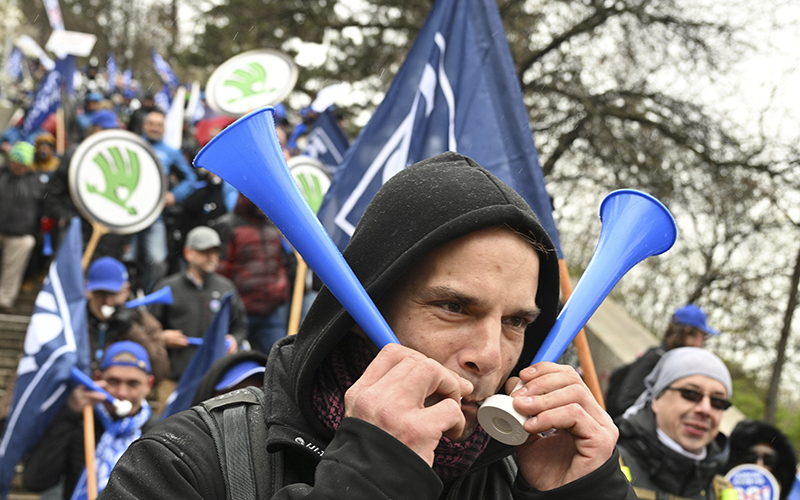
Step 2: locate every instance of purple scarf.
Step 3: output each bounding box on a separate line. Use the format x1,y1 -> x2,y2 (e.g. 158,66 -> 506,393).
311,333 -> 489,484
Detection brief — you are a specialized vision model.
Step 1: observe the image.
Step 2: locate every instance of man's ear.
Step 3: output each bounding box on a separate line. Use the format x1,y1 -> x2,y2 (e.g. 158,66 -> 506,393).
147,374 -> 155,389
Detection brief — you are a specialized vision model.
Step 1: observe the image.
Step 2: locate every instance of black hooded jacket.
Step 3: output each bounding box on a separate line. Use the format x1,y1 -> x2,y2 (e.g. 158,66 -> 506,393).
102,153 -> 634,500
724,420 -> 797,500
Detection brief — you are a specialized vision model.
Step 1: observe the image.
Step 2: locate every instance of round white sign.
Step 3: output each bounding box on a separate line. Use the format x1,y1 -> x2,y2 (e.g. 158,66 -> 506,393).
69,130 -> 166,234
288,156 -> 331,214
206,50 -> 298,117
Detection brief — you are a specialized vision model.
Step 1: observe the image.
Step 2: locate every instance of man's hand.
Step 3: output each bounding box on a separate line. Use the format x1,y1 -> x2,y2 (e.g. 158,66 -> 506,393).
225,334 -> 238,354
66,385 -> 108,412
162,329 -> 188,348
344,343 -> 472,466
509,363 -> 618,491
163,191 -> 176,207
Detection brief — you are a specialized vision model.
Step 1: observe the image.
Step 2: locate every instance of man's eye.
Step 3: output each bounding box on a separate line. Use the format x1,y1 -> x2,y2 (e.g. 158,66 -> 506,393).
504,317 -> 529,328
442,302 -> 462,313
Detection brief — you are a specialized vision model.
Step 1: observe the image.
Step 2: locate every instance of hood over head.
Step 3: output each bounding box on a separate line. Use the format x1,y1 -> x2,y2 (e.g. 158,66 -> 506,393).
725,420 -> 797,499
290,151 -> 560,436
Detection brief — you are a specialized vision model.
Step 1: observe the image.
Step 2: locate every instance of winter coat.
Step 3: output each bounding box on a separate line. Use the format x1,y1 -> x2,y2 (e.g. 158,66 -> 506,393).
103,152 -> 635,499
617,405 -> 730,500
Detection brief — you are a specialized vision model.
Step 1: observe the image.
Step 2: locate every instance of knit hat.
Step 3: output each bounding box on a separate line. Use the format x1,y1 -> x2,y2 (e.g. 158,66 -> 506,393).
624,347 -> 732,417
8,141 -> 34,167
100,340 -> 152,374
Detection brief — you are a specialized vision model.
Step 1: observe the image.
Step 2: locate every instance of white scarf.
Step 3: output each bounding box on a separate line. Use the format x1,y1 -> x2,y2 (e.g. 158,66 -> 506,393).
70,400 -> 151,500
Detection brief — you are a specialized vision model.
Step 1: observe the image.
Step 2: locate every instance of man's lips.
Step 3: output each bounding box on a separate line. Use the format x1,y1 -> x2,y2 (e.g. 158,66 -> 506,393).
683,420 -> 710,437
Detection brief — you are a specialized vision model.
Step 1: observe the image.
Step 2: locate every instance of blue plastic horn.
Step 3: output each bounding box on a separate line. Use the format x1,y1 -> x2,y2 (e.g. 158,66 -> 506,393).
71,367 -> 133,416
126,286 -> 173,309
193,106 -> 399,349
478,189 -> 677,445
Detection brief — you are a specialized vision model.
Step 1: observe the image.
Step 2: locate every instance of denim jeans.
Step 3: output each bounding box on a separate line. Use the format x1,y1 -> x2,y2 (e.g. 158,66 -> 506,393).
123,217 -> 168,294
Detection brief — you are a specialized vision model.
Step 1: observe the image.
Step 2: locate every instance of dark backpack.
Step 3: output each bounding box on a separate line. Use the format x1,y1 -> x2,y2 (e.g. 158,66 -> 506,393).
193,387 -> 283,500
604,362 -> 634,420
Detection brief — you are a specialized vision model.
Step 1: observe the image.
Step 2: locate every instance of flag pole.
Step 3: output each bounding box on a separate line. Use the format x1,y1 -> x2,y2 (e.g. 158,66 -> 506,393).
55,107 -> 66,155
82,405 -> 98,500
81,221 -> 109,271
81,225 -> 102,500
559,259 -> 605,409
287,252 -> 307,336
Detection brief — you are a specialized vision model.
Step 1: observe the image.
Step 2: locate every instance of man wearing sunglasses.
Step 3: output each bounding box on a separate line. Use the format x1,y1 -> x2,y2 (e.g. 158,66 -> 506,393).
616,347 -> 737,500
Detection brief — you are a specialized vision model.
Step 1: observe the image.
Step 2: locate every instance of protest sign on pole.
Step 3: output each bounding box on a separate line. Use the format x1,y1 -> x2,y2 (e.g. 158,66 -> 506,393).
205,49 -> 298,117
67,130 -> 166,268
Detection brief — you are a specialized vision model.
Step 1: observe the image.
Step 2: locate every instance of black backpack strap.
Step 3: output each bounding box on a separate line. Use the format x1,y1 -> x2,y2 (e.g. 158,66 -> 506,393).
194,386 -> 279,500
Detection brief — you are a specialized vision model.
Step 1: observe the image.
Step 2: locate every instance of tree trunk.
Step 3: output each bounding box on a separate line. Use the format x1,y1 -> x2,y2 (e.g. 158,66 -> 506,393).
764,242 -> 800,423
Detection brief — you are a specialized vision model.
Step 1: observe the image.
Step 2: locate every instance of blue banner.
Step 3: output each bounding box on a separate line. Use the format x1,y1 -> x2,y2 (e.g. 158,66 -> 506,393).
20,67 -> 62,138
154,83 -> 172,114
107,52 -> 119,90
151,49 -> 179,89
159,293 -> 233,419
55,55 -> 75,97
0,218 -> 88,499
303,109 -> 350,174
316,0 -> 562,256
3,47 -> 23,81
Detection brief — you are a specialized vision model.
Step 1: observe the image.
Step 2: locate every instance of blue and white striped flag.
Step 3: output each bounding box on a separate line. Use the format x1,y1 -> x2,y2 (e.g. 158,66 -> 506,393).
151,49 -> 179,89
3,47 -> 23,81
0,218 -> 88,500
303,109 -> 350,175
317,0 -> 562,256
20,67 -> 62,138
107,52 -> 119,90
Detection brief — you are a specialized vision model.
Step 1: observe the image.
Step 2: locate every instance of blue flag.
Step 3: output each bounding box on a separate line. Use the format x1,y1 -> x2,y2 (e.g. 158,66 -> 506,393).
316,0 -> 562,256
20,67 -> 62,138
159,293 -> 233,419
303,109 -> 350,174
151,49 -> 179,89
154,83 -> 172,114
55,55 -> 75,97
0,218 -> 88,500
107,52 -> 119,90
3,47 -> 23,81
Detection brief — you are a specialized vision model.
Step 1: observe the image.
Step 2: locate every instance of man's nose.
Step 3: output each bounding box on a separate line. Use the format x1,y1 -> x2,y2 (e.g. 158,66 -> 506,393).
461,318 -> 504,376
694,394 -> 714,415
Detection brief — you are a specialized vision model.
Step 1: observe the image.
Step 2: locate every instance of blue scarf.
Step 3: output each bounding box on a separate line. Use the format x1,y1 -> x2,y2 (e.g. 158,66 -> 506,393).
70,401 -> 151,500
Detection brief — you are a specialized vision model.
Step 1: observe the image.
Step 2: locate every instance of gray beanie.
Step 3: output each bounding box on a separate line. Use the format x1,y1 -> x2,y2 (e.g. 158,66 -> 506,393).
623,347 -> 732,417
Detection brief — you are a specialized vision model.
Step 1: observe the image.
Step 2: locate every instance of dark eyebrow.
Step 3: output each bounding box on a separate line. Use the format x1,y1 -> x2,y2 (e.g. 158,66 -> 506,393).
418,285 -> 540,319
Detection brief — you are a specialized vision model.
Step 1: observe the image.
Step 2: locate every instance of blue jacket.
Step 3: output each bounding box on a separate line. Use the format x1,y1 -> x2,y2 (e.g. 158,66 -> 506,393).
146,138 -> 197,203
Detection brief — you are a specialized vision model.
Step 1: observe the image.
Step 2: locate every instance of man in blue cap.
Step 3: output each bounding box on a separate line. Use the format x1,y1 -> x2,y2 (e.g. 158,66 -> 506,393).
606,304 -> 720,421
84,257 -> 169,383
23,340 -> 157,500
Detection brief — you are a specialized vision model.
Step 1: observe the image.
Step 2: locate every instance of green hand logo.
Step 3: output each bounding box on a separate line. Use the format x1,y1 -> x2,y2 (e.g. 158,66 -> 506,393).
86,147 -> 140,215
223,62 -> 277,103
295,173 -> 325,213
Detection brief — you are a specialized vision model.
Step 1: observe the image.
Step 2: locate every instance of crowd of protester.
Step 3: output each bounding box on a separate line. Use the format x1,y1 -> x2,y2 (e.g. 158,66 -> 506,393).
2,57 -> 800,500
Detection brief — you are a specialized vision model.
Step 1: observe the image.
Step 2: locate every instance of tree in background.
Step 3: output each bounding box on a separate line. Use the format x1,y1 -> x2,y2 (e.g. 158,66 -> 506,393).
14,0 -> 800,435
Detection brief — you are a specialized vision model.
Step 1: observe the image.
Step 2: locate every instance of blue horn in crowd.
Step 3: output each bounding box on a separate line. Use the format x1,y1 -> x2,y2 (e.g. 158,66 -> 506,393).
478,189 -> 678,445
71,367 -> 133,417
193,106 -> 399,349
125,286 -> 173,309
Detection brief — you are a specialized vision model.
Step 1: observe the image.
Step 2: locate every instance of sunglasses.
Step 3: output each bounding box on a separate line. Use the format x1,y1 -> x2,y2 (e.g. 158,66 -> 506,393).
665,386 -> 732,410
741,450 -> 779,469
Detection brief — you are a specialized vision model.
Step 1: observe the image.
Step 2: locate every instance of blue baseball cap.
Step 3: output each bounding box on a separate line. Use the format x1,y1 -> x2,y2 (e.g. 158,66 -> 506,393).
86,91 -> 103,102
214,360 -> 265,391
89,109 -> 119,129
86,257 -> 129,292
100,341 -> 151,374
672,304 -> 719,336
